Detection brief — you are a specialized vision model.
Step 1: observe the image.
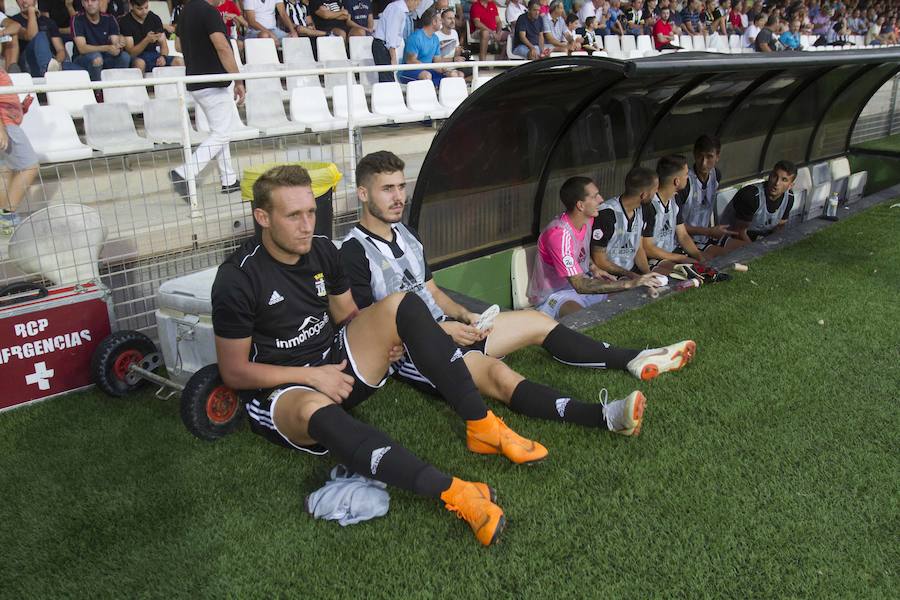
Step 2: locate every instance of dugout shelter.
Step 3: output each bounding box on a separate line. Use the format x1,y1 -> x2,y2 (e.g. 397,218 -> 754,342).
410,50 -> 900,270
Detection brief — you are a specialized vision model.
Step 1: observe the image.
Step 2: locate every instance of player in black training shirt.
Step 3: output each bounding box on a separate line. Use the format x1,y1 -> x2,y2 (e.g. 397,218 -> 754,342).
211,166 -> 551,546
724,160 -> 796,242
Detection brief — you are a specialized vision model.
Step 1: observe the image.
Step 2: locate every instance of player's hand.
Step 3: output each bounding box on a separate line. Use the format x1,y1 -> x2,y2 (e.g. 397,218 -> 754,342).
388,344 -> 405,363
461,311 -> 481,326
310,361 -> 355,403
440,321 -> 482,346
632,273 -> 664,289
589,263 -> 615,281
710,224 -> 738,239
0,127 -> 8,152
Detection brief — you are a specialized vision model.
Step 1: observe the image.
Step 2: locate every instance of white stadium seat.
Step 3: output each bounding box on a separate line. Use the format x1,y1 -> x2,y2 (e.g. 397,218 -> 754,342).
798,165 -> 831,219
789,167 -> 812,225
246,86 -> 306,136
283,36 -> 315,64
45,70 -> 95,118
510,245 -> 537,310
349,36 -> 375,61
143,98 -> 207,144
811,162 -> 832,187
438,77 -> 468,111
83,103 -> 154,154
406,80 -> 450,119
371,82 -> 427,123
9,72 -> 36,103
152,65 -> 195,107
636,35 -> 654,53
677,35 -> 693,50
317,36 -> 350,63
472,74 -> 495,90
715,187 -> 738,223
620,35 -> 637,52
100,68 -> 150,113
506,34 -> 525,60
195,99 -> 260,141
728,34 -> 742,51
332,84 -> 389,127
21,105 -> 93,162
711,34 -> 730,52
289,86 -> 345,132
245,38 -> 281,66
149,1 -> 170,24
828,157 -> 867,203
603,35 -> 621,53
692,35 -> 707,50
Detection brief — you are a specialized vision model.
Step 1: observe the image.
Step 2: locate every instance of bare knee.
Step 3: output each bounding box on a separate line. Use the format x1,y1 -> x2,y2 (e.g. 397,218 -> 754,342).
274,390 -> 335,443
419,71 -> 432,80
133,58 -> 146,72
92,56 -> 103,67
486,359 -> 523,402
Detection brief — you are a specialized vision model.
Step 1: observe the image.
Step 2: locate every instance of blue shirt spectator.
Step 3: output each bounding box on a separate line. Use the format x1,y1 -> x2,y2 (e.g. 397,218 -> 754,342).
779,29 -> 800,49
402,27 -> 440,63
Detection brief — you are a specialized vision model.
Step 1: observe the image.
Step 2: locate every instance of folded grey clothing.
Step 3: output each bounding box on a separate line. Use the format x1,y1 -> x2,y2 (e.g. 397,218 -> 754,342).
306,465 -> 391,526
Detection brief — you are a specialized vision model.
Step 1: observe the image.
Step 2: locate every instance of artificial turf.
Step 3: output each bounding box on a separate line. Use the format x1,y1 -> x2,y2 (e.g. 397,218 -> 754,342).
2,203 -> 898,598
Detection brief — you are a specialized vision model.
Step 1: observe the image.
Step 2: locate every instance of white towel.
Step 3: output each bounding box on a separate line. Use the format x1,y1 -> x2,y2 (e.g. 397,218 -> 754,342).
306,465 -> 391,526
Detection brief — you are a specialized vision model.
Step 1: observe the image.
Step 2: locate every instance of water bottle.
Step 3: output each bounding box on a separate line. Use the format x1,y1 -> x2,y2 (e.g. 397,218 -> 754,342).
824,191 -> 839,220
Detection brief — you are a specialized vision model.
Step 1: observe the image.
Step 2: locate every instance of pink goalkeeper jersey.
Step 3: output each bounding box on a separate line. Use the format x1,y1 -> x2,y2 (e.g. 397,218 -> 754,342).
528,213 -> 593,305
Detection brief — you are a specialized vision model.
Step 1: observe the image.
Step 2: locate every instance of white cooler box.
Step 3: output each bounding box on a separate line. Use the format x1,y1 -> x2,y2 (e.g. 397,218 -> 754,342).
155,266 -> 219,385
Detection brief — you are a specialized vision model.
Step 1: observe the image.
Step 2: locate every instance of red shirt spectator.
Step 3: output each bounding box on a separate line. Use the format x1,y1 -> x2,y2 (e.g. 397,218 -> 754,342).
217,0 -> 242,37
652,17 -> 673,49
470,0 -> 500,33
729,8 -> 743,31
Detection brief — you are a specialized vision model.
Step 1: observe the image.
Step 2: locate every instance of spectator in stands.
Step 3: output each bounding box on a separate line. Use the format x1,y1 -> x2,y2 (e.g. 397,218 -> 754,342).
164,0 -> 186,34
680,0 -> 704,35
244,0 -> 296,40
742,11 -> 763,47
13,0 -> 81,77
624,0 -> 645,34
71,0 -> 131,82
607,0 -> 624,35
120,0 -> 184,72
709,0 -> 728,35
676,134 -> 744,254
641,154 -> 705,270
849,8 -> 866,35
470,0 -> 506,61
541,1 -> 571,53
218,0 -> 250,42
867,15 -> 889,45
724,161 -> 796,242
40,0 -> 73,38
283,0 -> 327,39
643,0 -> 658,30
0,67 -> 38,231
591,167 -> 657,278
810,3 -> 831,37
170,0 -> 245,198
779,17 -> 801,49
0,10 -> 22,72
728,0 -> 744,33
529,175 -> 660,317
400,7 -> 462,84
513,0 -> 547,58
436,7 -> 463,58
577,0 -> 604,31
506,0 -> 526,26
347,0 -> 374,31
563,13 -> 584,47
652,6 -> 680,48
753,13 -> 777,51
745,0 -> 762,23
372,0 -> 417,82
581,15 -> 601,50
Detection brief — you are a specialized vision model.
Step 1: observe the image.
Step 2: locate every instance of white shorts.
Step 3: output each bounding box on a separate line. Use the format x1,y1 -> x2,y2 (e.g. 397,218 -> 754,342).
536,290 -> 607,318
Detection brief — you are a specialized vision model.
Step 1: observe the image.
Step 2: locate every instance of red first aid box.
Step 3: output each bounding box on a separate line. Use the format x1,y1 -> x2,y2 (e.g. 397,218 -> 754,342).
0,282 -> 113,412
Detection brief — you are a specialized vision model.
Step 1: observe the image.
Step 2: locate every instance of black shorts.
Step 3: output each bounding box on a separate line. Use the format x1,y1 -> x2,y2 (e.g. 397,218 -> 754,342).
648,247 -> 690,269
242,326 -> 386,454
391,336 -> 488,397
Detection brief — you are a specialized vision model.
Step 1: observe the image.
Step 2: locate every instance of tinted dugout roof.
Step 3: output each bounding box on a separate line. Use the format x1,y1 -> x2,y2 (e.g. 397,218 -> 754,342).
410,50 -> 900,267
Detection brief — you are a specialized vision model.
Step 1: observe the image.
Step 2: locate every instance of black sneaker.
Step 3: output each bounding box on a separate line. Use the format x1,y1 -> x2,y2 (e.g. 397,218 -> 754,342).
169,170 -> 189,200
221,179 -> 241,194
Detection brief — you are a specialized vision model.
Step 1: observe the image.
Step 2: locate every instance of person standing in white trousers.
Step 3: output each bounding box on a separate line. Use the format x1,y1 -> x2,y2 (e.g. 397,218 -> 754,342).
170,0 -> 246,198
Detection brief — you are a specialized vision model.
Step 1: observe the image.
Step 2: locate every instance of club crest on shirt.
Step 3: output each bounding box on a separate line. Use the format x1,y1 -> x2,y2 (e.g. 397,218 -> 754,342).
314,272 -> 326,296
592,229 -> 603,241
563,256 -> 575,268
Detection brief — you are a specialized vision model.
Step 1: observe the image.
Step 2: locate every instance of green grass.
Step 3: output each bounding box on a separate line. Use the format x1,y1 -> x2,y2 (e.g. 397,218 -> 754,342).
854,132 -> 900,153
2,204 -> 899,598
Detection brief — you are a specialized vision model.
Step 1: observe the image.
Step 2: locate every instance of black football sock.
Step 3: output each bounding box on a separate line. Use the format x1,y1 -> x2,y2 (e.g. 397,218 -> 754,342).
395,293 -> 487,421
542,324 -> 641,371
308,405 -> 452,499
509,380 -> 605,427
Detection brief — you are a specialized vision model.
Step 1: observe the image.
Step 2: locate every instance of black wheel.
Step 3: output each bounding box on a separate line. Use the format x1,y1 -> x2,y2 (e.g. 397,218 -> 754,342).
91,330 -> 160,397
180,364 -> 244,441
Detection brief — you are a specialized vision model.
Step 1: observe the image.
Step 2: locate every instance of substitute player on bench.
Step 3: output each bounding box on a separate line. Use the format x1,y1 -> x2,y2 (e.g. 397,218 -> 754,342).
591,167 -> 657,278
724,160 -> 797,242
641,154 -> 704,270
211,165 -> 548,546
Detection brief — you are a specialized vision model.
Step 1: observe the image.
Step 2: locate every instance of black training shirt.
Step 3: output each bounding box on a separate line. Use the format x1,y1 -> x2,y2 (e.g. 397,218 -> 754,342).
731,185 -> 794,225
339,224 -> 433,310
211,236 -> 350,367
177,0 -> 230,90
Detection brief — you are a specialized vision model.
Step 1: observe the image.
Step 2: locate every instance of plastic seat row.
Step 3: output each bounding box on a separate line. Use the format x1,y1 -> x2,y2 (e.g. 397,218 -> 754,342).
239,36 -> 375,68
